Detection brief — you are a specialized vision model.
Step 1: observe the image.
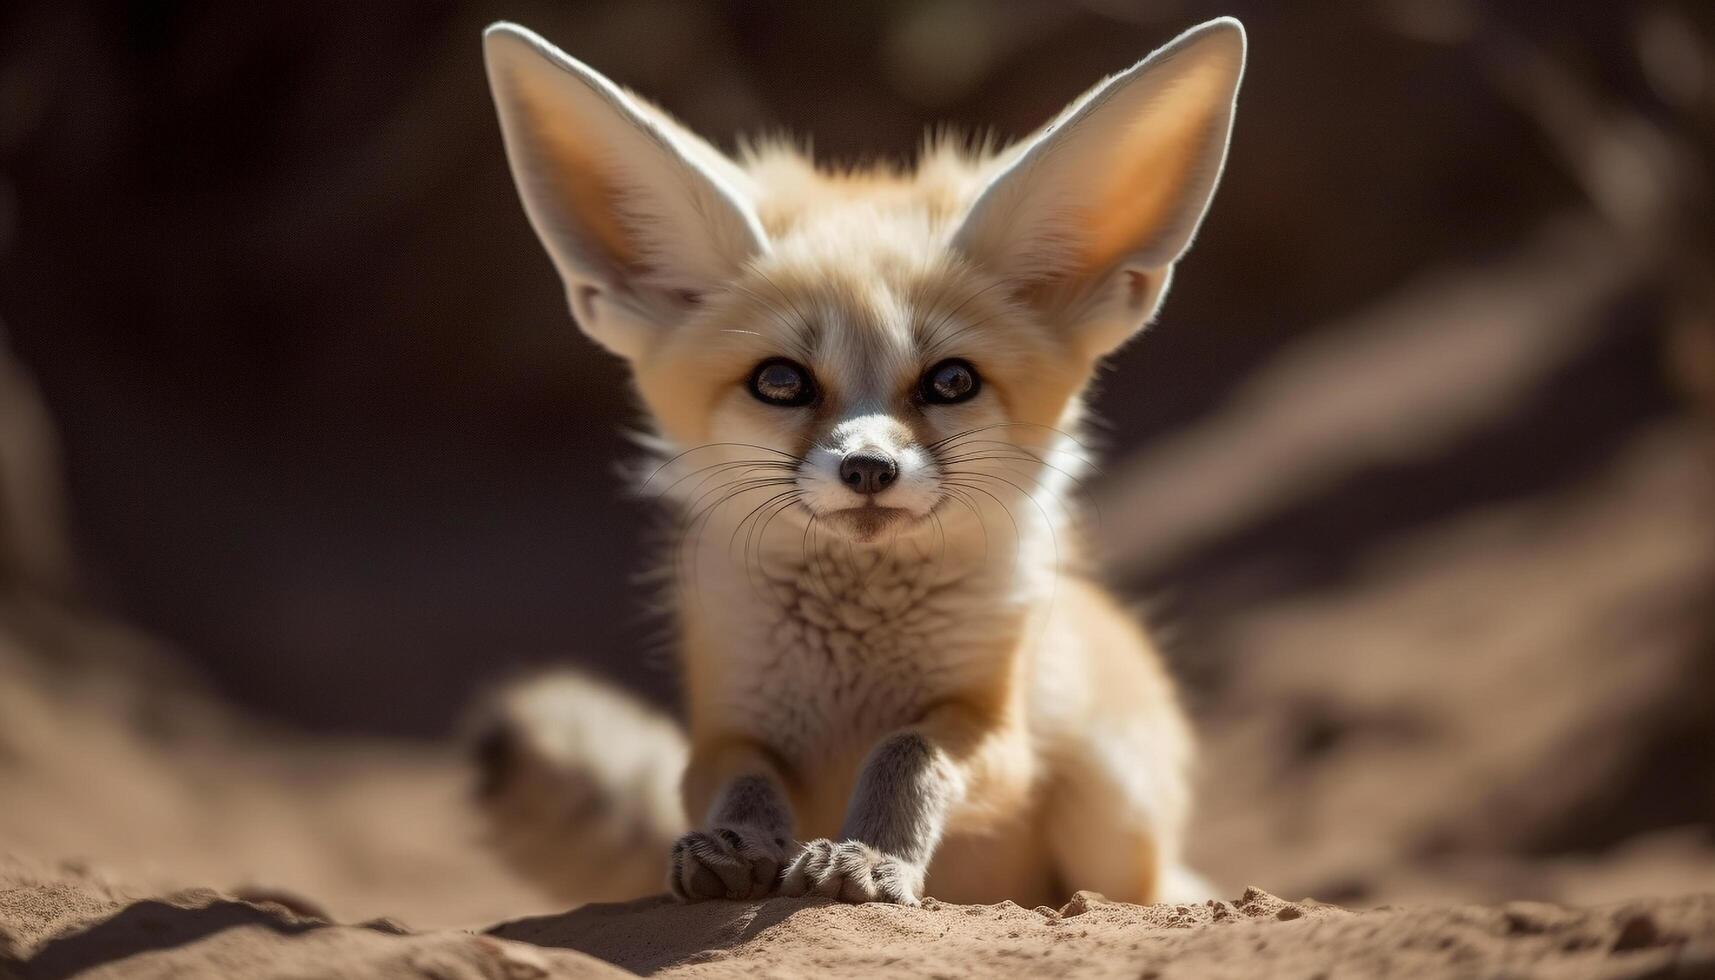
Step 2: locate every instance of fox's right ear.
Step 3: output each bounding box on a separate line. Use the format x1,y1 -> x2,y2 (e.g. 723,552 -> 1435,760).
951,18 -> 1245,361
483,23 -> 767,360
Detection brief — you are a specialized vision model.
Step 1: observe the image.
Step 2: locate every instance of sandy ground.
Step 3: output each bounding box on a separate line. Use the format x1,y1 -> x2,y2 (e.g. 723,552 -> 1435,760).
6,857 -> 1715,980
1187,424 -> 1715,908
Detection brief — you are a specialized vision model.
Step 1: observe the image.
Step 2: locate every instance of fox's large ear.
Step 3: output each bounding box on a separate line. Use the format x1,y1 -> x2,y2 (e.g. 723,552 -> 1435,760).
951,18 -> 1245,359
484,23 -> 767,360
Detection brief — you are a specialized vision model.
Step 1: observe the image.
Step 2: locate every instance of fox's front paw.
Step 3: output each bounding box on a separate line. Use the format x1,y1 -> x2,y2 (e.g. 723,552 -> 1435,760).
779,839 -> 923,905
669,826 -> 788,901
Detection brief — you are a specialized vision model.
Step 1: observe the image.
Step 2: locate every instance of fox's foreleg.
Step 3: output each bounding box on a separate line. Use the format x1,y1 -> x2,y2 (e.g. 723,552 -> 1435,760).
779,702 -> 996,906
670,737 -> 795,901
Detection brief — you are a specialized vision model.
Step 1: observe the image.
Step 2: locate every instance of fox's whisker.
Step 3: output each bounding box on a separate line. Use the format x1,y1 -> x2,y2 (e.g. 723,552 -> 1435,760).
927,421 -> 1092,453
651,458 -> 796,499
943,454 -> 1096,505
678,477 -> 799,593
677,474 -> 796,539
946,459 -> 1102,531
750,491 -> 807,596
937,449 -> 1094,490
934,485 -> 990,565
944,464 -> 1075,509
642,442 -> 802,490
945,477 -> 1058,614
736,489 -> 806,599
937,437 -> 1092,466
730,488 -> 803,557
945,472 -> 1061,560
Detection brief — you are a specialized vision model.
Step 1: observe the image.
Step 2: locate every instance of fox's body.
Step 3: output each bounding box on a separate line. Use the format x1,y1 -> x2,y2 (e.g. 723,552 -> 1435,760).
686,560 -> 1188,905
477,17 -> 1245,906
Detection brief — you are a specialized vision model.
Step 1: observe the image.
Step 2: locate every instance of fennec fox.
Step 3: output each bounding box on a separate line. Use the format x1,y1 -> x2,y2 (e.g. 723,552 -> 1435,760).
479,17 -> 1245,907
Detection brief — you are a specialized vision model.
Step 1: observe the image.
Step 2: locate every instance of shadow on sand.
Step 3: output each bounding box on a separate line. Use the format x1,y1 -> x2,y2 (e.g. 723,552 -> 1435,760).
10,890 -> 828,979
15,896 -> 357,980
488,894 -> 826,975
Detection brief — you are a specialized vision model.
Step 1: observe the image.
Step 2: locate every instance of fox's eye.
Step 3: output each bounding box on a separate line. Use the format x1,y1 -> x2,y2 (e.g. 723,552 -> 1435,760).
921,359 -> 980,405
749,358 -> 817,407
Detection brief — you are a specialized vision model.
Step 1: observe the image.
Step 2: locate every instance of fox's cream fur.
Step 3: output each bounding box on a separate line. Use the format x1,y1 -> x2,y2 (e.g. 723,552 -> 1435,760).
477,17 -> 1246,907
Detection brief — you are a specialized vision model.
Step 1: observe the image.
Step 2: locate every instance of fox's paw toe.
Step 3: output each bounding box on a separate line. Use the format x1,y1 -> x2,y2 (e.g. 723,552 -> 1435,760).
779,839 -> 921,905
669,826 -> 788,901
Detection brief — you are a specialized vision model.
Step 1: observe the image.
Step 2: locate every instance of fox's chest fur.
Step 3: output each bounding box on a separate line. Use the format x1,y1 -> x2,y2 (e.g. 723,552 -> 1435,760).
681,538 -> 1039,829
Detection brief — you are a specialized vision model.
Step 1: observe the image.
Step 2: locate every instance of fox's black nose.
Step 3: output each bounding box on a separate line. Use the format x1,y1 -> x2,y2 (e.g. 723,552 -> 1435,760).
839,451 -> 898,496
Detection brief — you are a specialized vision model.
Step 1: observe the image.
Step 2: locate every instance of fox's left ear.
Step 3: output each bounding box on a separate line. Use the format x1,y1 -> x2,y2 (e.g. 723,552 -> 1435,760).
951,18 -> 1246,359
484,23 -> 767,360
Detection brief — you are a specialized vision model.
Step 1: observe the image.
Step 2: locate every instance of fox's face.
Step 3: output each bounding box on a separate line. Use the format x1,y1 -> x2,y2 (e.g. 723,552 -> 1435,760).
484,20 -> 1245,545
629,250 -> 1090,542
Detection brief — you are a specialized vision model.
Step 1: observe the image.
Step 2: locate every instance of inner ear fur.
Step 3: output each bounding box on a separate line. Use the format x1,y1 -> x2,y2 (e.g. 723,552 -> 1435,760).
951,18 -> 1246,358
483,23 -> 767,358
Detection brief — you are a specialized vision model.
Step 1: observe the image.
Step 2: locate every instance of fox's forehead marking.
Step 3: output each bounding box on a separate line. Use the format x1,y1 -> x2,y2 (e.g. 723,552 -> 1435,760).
747,254 -> 924,399
736,177 -> 1000,403
825,284 -> 916,400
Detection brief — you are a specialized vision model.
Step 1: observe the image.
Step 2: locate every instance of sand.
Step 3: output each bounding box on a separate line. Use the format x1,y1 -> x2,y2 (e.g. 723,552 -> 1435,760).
5,856 -> 1714,979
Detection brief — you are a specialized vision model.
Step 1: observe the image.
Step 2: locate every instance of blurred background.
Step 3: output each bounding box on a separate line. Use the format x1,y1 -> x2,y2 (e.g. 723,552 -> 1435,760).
0,0 -> 1711,928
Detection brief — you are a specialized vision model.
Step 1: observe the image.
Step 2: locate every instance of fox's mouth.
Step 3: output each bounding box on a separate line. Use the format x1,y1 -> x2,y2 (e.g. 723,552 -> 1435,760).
819,503 -> 917,542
